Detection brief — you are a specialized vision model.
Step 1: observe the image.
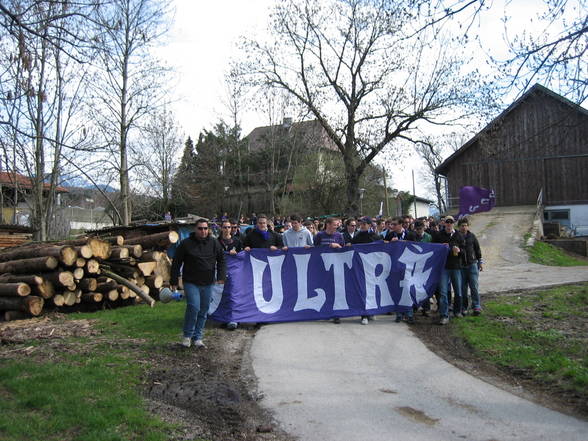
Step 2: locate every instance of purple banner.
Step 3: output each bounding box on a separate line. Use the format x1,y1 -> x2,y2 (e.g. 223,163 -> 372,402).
209,241 -> 448,323
459,186 -> 496,217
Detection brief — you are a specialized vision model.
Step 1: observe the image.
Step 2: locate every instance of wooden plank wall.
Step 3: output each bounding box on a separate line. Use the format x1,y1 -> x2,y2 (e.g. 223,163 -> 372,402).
446,90 -> 588,206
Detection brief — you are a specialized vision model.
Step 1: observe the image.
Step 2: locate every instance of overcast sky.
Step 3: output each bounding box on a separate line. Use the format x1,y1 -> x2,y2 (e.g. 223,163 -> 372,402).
155,0 -> 569,194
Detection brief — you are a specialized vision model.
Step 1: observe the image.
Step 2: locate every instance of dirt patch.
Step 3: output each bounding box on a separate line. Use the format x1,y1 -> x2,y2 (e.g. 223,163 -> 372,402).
0,315 -> 99,344
409,297 -> 588,421
143,326 -> 295,441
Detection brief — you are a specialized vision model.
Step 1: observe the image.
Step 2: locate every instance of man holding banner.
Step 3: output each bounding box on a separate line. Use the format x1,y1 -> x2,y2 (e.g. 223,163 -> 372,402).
210,240 -> 448,325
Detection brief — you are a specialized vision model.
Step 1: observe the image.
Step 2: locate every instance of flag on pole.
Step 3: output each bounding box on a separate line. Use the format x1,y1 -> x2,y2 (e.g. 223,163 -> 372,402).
458,186 -> 496,218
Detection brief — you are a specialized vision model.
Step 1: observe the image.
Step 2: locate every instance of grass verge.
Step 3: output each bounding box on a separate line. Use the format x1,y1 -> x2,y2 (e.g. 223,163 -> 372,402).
527,240 -> 587,266
453,283 -> 588,393
0,302 -> 189,441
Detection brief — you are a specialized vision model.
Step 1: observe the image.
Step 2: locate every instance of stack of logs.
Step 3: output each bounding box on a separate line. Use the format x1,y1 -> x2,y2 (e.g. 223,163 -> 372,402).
0,230 -> 179,320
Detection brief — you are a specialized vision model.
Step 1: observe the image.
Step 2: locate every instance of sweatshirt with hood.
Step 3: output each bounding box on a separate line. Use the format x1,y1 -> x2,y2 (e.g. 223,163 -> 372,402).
282,227 -> 314,248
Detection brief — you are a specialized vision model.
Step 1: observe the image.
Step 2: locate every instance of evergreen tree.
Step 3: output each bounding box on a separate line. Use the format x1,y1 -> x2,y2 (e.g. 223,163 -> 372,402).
171,137 -> 197,216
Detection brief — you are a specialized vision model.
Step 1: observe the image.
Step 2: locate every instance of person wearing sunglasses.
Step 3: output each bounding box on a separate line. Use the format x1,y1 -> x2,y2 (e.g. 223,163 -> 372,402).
342,218 -> 358,245
170,218 -> 226,348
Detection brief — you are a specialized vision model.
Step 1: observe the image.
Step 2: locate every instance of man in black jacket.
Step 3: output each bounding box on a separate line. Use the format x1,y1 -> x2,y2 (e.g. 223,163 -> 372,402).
433,215 -> 465,324
242,214 -> 284,250
458,217 -> 483,315
351,217 -> 380,244
171,219 -> 225,348
342,218 -> 358,245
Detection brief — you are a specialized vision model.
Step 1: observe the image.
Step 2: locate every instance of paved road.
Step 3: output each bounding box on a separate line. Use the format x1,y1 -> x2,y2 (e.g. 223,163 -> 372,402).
251,207 -> 588,440
252,318 -> 588,441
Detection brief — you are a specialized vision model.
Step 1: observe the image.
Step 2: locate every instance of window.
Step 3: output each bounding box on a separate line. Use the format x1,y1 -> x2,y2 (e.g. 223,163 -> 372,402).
544,209 -> 570,223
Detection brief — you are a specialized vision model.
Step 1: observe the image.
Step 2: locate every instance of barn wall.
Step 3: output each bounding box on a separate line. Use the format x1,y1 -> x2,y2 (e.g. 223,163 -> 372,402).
444,89 -> 588,207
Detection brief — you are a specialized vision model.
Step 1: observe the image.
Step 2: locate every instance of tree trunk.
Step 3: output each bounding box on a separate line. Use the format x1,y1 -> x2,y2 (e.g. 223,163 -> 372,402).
124,231 -> 178,248
102,235 -> 125,246
110,247 -> 130,259
81,292 -> 103,303
62,291 -> 77,306
145,275 -> 163,289
95,281 -> 118,293
73,268 -> 84,280
41,271 -> 74,288
0,256 -> 58,274
123,244 -> 143,258
0,275 -> 42,285
78,278 -> 98,292
85,259 -> 100,274
100,268 -> 155,307
0,296 -> 44,316
0,245 -> 77,266
137,261 -> 156,277
74,245 -> 93,259
344,162 -> 361,216
0,283 -> 31,297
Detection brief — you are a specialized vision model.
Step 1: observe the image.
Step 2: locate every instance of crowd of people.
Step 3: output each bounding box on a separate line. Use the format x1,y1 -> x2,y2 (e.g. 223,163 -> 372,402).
170,212 -> 483,348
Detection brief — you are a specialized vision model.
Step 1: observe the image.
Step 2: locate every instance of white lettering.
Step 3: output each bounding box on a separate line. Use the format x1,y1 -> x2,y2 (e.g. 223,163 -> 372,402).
359,252 -> 393,309
251,255 -> 285,313
398,245 -> 434,307
321,251 -> 354,310
293,253 -> 326,312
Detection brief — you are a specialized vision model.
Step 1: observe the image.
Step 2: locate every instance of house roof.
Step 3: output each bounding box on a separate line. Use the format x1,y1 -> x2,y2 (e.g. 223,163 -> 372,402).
0,172 -> 69,193
245,119 -> 339,152
414,195 -> 434,204
435,84 -> 588,175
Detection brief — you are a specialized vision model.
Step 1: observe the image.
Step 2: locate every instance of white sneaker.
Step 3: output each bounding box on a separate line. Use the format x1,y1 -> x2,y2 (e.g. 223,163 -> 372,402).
193,339 -> 206,348
361,317 -> 368,325
180,337 -> 191,347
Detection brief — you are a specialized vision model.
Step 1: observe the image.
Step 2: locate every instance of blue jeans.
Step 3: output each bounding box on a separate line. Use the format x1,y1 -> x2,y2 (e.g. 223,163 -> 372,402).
461,263 -> 480,310
439,269 -> 462,318
183,283 -> 213,340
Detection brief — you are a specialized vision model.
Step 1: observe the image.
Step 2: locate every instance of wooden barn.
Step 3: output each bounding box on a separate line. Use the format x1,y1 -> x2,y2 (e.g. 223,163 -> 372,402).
435,84 -> 588,233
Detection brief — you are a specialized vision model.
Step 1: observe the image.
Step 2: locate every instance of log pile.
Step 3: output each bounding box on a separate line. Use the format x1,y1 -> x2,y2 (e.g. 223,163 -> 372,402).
0,230 -> 178,320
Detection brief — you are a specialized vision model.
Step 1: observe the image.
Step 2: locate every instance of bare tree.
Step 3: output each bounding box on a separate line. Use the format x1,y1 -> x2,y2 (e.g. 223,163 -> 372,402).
90,0 -> 170,225
0,0 -> 97,239
133,108 -> 182,215
500,0 -> 588,103
237,0 -> 485,216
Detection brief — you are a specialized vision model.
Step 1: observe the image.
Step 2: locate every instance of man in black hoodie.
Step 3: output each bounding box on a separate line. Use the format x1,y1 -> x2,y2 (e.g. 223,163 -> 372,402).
171,219 -> 225,348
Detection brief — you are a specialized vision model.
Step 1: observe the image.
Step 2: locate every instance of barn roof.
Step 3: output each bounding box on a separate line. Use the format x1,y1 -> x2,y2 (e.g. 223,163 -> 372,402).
435,84 -> 588,176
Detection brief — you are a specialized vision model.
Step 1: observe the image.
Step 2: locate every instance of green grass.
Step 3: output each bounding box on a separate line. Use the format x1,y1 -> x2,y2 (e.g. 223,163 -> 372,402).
453,284 -> 588,391
527,240 -> 588,266
0,302 -> 189,441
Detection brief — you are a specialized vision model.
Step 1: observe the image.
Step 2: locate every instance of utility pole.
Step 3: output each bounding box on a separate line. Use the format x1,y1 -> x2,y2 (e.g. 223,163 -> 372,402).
412,169 -> 417,218
382,166 -> 389,217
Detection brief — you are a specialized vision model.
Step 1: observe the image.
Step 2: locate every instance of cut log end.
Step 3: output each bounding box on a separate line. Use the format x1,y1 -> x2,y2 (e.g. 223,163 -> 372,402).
0,282 -> 31,297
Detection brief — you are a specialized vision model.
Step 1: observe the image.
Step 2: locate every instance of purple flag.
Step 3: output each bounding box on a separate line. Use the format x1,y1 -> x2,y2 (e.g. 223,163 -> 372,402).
458,186 -> 496,218
209,241 -> 448,323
